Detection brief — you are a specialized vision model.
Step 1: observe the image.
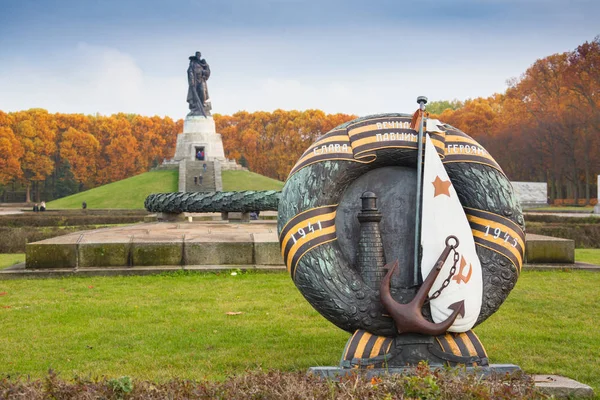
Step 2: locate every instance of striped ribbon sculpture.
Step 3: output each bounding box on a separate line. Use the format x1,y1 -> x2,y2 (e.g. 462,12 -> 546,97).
277,113 -> 524,368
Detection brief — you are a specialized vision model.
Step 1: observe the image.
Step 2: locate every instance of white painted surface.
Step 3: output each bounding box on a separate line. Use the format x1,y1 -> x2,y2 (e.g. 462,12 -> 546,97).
420,134 -> 482,332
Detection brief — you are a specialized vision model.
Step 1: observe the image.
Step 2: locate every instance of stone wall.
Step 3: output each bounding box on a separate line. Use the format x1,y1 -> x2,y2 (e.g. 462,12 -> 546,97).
511,181 -> 547,207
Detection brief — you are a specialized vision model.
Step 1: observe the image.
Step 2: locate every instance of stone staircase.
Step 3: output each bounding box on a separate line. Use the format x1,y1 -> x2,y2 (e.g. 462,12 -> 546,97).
180,160 -> 221,192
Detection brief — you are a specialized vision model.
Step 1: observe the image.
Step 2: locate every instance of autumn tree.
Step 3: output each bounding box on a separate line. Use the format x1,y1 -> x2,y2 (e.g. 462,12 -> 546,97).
566,36 -> 600,203
11,109 -> 57,202
434,38 -> 600,203
0,112 -> 24,185
427,99 -> 464,115
59,127 -> 100,186
215,110 -> 355,181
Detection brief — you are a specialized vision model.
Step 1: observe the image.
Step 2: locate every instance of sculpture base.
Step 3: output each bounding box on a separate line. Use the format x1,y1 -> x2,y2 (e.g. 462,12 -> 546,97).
308,364 -> 522,379
340,330 -> 489,369
173,116 -> 225,162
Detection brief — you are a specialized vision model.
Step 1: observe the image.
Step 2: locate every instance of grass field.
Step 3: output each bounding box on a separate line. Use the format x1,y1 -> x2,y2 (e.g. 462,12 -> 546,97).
575,248 -> 600,264
47,170 -> 283,209
0,270 -> 598,395
0,254 -> 25,270
222,170 -> 284,191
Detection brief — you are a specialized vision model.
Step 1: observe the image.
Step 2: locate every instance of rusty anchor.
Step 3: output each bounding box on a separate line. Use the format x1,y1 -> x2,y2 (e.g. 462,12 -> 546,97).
380,235 -> 465,336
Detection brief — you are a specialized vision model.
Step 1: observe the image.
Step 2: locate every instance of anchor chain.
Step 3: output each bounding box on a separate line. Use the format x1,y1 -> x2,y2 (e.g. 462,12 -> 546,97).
425,243 -> 460,304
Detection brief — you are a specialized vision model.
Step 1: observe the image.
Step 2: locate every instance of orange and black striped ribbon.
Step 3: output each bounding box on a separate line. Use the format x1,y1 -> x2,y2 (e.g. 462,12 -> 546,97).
279,205 -> 338,279
342,330 -> 394,369
287,116 -> 447,179
347,116 -> 446,161
288,129 -> 354,177
464,207 -> 525,273
435,330 -> 488,362
443,129 -> 504,174
287,119 -> 506,180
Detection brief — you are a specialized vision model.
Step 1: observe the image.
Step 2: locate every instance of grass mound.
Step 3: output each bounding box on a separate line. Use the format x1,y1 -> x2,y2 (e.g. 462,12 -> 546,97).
48,170 -> 178,210
1,367 -> 540,400
222,170 -> 284,191
47,170 -> 284,209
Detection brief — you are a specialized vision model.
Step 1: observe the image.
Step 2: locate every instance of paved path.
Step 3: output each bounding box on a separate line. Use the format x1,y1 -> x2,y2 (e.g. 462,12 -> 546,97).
34,220 -> 279,244
0,208 -> 23,215
525,211 -> 599,218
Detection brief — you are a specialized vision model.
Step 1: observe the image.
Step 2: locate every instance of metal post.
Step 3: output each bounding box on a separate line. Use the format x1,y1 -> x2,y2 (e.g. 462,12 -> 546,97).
413,96 -> 428,286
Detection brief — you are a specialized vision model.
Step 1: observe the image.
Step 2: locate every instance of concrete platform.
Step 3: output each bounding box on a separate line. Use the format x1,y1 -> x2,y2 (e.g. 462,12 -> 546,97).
25,221 -> 282,269
525,233 -> 574,264
533,375 -> 595,399
16,222 -> 580,273
308,364 -> 522,379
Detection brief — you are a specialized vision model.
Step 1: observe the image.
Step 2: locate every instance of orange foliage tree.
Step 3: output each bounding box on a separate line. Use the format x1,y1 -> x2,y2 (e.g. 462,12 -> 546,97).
0,112 -> 24,185
215,109 -> 355,181
11,109 -> 57,202
436,36 -> 600,203
59,127 -> 100,185
0,110 -> 182,202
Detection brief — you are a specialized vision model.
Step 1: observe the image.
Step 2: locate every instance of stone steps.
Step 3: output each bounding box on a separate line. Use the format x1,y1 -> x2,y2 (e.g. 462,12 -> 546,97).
185,160 -> 217,192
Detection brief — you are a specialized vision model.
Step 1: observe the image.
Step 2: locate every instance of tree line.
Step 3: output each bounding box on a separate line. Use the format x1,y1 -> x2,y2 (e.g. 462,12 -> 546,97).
0,110 -> 182,202
215,110 -> 355,181
433,37 -> 600,204
0,108 -> 353,202
1,37 -> 598,203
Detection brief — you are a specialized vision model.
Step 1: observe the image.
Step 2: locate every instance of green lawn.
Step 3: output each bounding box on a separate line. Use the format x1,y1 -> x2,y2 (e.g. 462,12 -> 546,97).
475,270 -> 600,394
0,272 -> 344,381
527,205 -> 595,212
222,170 -> 284,191
575,249 -> 600,264
0,270 -> 598,394
47,170 -> 283,209
0,254 -> 25,270
48,170 -> 179,209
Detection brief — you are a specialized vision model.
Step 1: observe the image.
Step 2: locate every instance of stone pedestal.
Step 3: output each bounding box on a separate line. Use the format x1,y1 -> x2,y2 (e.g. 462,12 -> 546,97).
173,116 -> 226,162
221,212 -> 250,222
172,115 -> 227,193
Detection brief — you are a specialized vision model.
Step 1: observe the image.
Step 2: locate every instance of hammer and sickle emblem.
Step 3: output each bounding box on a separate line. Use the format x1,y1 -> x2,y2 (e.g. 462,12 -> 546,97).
452,256 -> 472,284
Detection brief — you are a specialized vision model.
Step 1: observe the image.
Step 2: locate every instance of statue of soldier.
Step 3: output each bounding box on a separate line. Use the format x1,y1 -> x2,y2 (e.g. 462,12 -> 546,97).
187,51 -> 212,117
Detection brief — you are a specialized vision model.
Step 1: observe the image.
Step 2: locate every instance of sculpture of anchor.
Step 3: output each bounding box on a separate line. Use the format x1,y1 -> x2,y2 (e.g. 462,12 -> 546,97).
380,235 -> 466,336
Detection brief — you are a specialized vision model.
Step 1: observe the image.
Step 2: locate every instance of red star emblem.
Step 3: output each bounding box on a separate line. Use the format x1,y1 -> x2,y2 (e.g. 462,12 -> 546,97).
432,176 -> 452,197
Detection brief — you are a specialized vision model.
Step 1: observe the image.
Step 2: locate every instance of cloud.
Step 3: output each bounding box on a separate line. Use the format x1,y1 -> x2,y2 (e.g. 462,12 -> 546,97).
0,40 -> 536,119
0,43 -> 184,118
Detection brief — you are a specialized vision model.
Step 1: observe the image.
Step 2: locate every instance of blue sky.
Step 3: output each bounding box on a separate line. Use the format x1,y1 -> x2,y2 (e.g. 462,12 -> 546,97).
0,0 -> 598,118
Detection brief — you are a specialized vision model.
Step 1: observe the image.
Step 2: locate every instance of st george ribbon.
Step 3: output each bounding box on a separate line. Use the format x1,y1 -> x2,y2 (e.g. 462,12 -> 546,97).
420,129 -> 483,332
